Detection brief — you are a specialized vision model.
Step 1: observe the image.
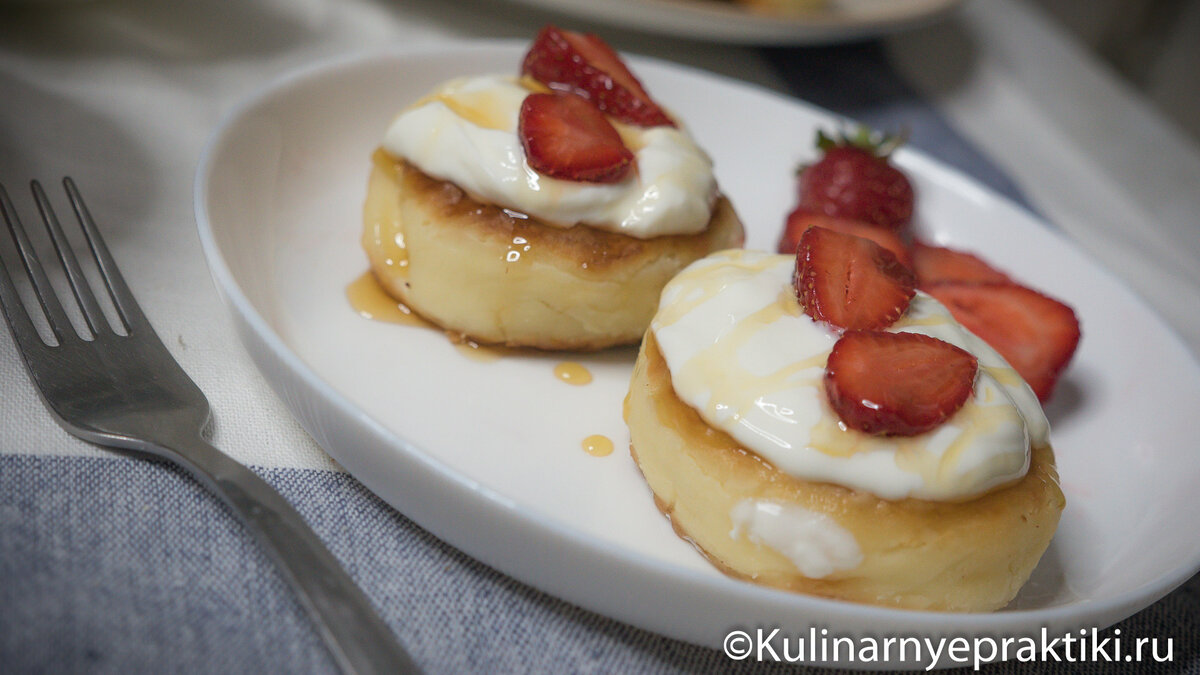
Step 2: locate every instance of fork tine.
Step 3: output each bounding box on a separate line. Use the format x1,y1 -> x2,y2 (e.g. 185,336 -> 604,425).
63,177 -> 146,334
33,180 -> 108,336
0,183 -> 74,343
0,223 -> 48,353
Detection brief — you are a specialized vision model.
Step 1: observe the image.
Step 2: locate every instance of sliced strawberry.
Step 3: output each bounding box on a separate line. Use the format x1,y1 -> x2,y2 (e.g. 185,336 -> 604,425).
825,330 -> 978,436
911,241 -> 1011,286
778,207 -> 912,268
797,129 -> 914,232
521,25 -> 674,127
794,226 -> 916,331
924,282 -> 1081,401
519,92 -> 634,183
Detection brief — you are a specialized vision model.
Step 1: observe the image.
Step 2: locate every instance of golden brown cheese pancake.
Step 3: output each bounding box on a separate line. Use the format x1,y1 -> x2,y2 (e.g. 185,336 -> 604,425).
363,150 -> 744,350
625,331 -> 1065,612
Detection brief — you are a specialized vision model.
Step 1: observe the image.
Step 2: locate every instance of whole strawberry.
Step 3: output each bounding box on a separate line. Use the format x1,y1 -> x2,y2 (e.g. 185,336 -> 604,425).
797,129 -> 914,232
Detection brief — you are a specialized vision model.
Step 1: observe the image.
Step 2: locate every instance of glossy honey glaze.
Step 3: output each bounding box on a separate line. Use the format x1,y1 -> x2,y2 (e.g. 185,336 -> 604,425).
553,362 -> 593,386
346,271 -> 504,362
582,435 -> 614,457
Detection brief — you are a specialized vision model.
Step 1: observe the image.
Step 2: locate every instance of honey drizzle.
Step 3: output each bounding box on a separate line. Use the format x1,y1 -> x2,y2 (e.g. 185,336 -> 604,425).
451,336 -> 506,363
346,272 -> 506,362
554,362 -> 593,386
653,252 -> 1031,495
364,150 -> 409,274
346,272 -> 425,327
411,88 -> 513,131
656,255 -> 824,444
582,435 -> 614,457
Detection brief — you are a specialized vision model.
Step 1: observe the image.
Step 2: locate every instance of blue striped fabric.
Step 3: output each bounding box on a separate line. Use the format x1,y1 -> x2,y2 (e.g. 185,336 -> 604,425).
3,455 -> 1197,674
0,455 -> 805,674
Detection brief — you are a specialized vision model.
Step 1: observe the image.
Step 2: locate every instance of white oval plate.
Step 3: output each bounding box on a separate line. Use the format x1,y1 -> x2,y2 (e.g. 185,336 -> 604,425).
196,43 -> 1200,667
504,0 -> 961,45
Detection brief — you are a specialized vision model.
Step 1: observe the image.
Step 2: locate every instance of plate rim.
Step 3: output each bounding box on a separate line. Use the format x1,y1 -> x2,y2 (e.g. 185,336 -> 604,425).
501,0 -> 964,45
194,40 -> 1200,659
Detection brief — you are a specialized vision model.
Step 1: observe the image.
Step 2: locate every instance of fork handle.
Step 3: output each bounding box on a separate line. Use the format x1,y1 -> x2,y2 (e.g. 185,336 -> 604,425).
166,435 -> 421,675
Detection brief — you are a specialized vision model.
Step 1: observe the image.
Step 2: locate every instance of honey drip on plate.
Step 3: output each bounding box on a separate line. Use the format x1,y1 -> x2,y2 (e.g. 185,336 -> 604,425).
346,272 -> 506,362
582,435 -> 614,457
346,272 -> 426,327
554,362 -> 593,386
449,335 -> 505,363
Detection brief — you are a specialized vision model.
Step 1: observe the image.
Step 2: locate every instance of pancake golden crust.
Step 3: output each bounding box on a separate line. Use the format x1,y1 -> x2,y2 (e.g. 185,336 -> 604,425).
363,149 -> 744,350
624,331 -> 1065,612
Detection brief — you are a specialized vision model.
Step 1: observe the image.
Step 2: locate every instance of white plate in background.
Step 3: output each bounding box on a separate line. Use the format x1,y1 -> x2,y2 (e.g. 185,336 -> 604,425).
195,43 -> 1200,667
503,0 -> 961,44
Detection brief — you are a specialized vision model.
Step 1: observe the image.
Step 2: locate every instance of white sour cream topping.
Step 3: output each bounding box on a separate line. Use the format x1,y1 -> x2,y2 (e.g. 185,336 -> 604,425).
652,250 -> 1049,501
730,499 -> 863,578
382,75 -> 717,239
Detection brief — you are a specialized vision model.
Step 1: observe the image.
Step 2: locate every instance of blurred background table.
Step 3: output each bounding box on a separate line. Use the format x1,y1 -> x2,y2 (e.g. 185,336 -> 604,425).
2,0 -> 1198,672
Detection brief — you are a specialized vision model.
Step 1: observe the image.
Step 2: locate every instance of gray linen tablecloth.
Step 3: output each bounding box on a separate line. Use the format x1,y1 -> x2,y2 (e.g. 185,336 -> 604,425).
2,0 -> 1198,672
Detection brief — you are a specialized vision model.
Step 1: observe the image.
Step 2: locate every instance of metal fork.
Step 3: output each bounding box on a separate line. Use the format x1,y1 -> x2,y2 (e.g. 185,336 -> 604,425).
0,178 -> 420,674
